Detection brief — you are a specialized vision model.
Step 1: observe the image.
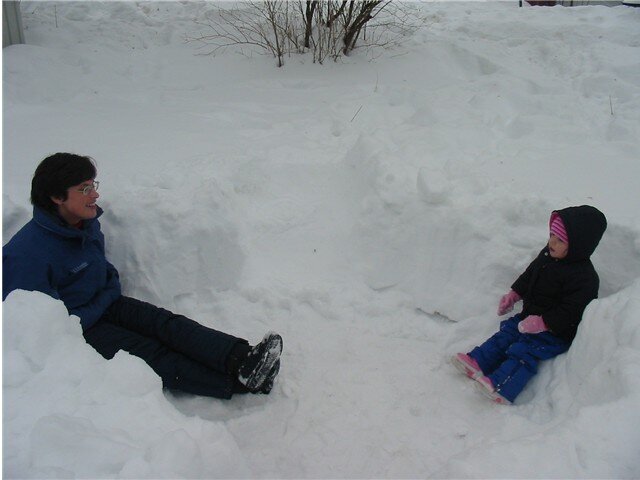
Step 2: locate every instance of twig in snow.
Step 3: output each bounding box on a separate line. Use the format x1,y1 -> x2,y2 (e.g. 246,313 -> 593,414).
351,105 -> 364,122
609,95 -> 614,116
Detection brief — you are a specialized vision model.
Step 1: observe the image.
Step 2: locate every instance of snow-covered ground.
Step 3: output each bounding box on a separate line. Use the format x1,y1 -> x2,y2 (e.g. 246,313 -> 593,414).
3,1 -> 640,478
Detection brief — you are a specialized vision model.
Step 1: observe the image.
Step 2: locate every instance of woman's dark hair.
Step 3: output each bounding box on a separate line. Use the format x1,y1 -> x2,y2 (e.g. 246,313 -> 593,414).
31,153 -> 97,213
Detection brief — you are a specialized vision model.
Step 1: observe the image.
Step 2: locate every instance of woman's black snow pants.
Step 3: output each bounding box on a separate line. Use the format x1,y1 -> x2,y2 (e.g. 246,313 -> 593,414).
83,296 -> 245,399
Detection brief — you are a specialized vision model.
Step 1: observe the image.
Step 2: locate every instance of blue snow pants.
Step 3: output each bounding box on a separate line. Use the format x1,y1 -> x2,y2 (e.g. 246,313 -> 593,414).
468,314 -> 570,403
83,296 -> 245,399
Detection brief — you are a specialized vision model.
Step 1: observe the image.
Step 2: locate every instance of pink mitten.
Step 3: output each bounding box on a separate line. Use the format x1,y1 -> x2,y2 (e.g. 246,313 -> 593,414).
518,315 -> 547,334
498,290 -> 521,316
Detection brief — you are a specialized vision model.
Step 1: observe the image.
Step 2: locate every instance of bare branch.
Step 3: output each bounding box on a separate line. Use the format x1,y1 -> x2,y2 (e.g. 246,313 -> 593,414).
186,0 -> 419,66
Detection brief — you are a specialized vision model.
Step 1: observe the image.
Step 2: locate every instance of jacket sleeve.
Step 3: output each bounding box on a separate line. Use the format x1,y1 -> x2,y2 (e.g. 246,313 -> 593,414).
511,249 -> 545,297
105,260 -> 121,296
2,253 -> 59,302
69,288 -> 120,330
70,260 -> 121,331
4,251 -> 122,331
541,268 -> 599,338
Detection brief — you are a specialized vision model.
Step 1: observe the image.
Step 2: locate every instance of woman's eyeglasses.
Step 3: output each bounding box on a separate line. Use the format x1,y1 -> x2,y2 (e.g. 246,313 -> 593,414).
77,181 -> 99,195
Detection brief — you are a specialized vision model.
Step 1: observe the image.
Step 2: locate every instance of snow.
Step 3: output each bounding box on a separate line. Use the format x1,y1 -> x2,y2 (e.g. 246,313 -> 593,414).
3,1 -> 640,478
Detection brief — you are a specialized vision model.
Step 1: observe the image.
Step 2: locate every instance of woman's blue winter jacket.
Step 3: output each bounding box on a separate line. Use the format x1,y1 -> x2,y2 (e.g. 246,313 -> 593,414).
3,206 -> 122,330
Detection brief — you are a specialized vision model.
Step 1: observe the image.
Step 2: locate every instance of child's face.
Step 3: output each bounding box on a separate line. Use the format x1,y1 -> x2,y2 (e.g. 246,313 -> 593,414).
548,234 -> 568,259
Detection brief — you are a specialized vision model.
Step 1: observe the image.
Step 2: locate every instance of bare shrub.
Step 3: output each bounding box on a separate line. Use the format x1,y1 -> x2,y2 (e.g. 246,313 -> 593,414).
189,1 -> 419,67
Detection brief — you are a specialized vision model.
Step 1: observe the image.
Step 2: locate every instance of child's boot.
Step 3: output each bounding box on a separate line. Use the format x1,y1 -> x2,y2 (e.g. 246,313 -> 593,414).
473,375 -> 511,405
451,353 -> 482,379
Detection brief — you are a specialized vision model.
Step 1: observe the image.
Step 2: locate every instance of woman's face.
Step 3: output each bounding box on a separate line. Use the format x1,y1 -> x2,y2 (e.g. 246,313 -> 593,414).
548,233 -> 568,259
52,178 -> 100,226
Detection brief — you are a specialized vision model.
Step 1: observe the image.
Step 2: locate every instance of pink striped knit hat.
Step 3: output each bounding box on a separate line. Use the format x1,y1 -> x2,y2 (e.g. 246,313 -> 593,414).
550,213 -> 568,244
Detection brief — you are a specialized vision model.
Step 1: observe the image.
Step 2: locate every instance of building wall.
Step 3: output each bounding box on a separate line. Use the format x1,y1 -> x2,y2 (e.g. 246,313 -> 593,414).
3,1 -> 25,48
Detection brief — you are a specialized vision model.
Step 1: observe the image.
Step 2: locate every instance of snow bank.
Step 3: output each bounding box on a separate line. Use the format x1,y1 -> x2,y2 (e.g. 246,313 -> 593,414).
348,132 -> 640,322
437,279 -> 640,478
101,158 -> 245,305
3,290 -> 251,479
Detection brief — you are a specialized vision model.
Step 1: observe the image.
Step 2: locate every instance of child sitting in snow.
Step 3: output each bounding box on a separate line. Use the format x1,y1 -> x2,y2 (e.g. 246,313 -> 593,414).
3,153 -> 283,399
452,205 -> 607,404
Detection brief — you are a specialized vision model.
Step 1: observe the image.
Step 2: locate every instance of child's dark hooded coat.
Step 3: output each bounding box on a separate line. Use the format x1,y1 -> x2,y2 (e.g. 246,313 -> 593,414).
511,205 -> 607,341
468,205 -> 607,402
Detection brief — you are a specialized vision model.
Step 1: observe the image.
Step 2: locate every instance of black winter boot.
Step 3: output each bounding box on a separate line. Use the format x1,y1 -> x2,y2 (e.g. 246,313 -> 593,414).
260,359 -> 281,394
237,332 -> 283,393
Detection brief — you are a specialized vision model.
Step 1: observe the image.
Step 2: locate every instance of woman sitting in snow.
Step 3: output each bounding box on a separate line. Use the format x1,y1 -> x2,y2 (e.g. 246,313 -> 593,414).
452,205 -> 607,404
3,152 -> 283,399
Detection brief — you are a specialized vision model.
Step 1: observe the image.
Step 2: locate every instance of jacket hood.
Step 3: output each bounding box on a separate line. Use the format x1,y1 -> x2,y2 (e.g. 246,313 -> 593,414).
551,205 -> 607,262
